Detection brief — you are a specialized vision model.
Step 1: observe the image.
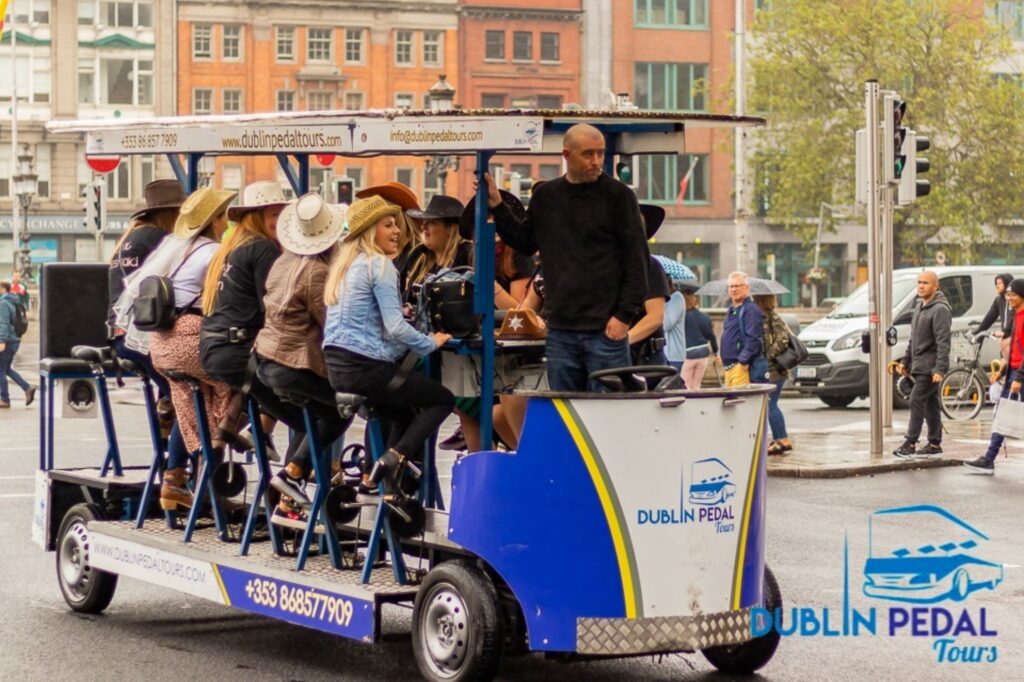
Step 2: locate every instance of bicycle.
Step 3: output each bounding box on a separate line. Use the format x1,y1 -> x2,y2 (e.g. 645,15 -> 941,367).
939,329 -> 993,420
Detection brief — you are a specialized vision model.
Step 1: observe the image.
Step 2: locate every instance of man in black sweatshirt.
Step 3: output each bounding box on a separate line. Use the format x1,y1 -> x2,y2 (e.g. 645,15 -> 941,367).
485,123 -> 648,391
892,271 -> 952,458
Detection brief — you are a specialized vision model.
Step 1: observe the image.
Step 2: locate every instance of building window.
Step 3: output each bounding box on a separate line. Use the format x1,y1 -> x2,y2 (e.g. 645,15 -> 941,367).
537,94 -> 563,109
78,1 -> 96,26
423,31 -> 442,66
308,91 -> 332,111
395,167 -> 415,192
344,167 -> 364,193
0,51 -> 50,104
276,90 -> 295,111
635,0 -> 708,27
345,28 -> 364,63
34,144 -> 51,198
223,25 -> 242,61
101,58 -> 144,106
101,1 -> 153,28
344,91 -> 364,110
481,93 -> 505,108
394,93 -> 414,109
634,62 -> 708,111
222,89 -> 242,113
485,31 -> 505,60
221,164 -> 244,193
994,1 -> 1024,40
513,32 -> 532,61
510,163 -> 532,180
307,27 -> 333,62
395,30 -> 414,65
276,26 -> 295,61
193,24 -> 212,60
539,163 -> 562,180
141,155 -> 155,189
107,160 -> 131,200
636,153 -> 708,204
540,33 -> 560,62
15,0 -> 50,23
78,57 -> 95,104
193,88 -> 213,114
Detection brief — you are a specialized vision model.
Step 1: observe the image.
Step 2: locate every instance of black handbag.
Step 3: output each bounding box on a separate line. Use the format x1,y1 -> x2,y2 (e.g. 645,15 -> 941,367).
774,333 -> 809,370
425,267 -> 479,338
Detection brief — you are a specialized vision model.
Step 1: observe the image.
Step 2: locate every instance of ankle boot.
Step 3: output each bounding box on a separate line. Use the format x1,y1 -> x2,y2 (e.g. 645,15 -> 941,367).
160,467 -> 193,512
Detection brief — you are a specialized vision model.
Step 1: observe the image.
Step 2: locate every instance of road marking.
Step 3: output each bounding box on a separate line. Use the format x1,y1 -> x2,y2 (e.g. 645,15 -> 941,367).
0,493 -> 33,498
0,475 -> 34,479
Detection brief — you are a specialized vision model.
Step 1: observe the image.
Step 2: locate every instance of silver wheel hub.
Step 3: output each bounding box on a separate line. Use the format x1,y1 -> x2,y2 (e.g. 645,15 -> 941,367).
422,584 -> 469,677
60,521 -> 92,598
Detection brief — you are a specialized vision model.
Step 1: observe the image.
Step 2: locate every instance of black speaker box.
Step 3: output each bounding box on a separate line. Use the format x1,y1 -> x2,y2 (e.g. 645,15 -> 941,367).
39,262 -> 109,359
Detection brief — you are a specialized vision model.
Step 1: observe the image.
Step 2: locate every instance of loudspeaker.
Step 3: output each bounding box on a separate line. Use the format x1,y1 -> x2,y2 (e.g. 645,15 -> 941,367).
60,378 -> 98,419
40,263 -> 110,359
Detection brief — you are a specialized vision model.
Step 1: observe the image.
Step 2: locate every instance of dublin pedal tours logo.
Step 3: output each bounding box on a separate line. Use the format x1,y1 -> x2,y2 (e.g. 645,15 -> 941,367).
636,458 -> 735,534
752,505 -> 1004,664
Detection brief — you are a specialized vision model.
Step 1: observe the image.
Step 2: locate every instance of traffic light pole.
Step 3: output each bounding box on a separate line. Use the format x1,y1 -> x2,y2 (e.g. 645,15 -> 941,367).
865,81 -> 884,457
880,183 -> 894,428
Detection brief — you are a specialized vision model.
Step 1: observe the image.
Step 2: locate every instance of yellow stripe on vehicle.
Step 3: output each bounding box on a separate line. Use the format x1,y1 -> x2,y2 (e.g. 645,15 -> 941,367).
553,399 -> 640,619
212,563 -> 232,606
732,396 -> 768,610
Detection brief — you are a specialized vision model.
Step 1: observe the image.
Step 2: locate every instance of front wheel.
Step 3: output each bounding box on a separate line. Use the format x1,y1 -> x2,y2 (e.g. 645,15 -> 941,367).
412,560 -> 504,682
56,503 -> 118,613
702,564 -> 781,674
940,369 -> 985,421
819,394 -> 855,408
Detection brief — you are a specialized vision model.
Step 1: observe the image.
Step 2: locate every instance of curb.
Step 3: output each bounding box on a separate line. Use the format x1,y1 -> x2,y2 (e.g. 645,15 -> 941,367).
768,456 -> 965,479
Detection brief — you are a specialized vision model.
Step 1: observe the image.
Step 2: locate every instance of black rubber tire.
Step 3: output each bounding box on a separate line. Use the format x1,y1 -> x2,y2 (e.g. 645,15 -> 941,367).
412,560 -> 504,682
939,370 -> 985,421
56,503 -> 118,614
701,564 -> 781,674
819,394 -> 856,408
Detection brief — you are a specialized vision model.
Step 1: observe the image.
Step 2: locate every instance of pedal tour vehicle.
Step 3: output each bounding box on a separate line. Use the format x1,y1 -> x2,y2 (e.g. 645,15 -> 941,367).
35,107 -> 780,681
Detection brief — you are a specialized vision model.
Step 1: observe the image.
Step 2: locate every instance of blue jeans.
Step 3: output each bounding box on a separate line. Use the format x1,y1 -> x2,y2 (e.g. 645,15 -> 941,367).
984,379 -> 1013,463
766,379 -> 788,440
0,339 -> 30,403
114,336 -> 171,400
546,329 -> 631,392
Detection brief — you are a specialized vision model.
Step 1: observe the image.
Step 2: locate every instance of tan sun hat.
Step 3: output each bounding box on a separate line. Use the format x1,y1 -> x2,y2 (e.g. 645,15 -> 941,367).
227,181 -> 290,221
277,192 -> 347,256
344,195 -> 401,243
174,187 -> 237,238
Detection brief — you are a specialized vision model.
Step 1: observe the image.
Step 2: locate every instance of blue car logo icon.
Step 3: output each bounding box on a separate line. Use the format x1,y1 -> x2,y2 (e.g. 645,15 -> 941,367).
862,505 -> 1003,604
687,457 -> 735,506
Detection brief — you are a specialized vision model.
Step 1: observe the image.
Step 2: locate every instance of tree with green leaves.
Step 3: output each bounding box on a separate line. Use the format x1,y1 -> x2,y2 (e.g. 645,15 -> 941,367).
748,0 -> 1024,264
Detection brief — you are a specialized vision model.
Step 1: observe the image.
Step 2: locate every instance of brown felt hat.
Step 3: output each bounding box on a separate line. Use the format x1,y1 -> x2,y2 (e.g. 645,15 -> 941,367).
130,179 -> 187,220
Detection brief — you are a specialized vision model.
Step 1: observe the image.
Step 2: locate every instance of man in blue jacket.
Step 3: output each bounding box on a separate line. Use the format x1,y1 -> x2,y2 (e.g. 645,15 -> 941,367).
719,271 -> 766,387
0,280 -> 36,408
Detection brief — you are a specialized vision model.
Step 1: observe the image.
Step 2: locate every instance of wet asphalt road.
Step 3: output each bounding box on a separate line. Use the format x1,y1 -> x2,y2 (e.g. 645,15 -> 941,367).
1,387 -> 1021,681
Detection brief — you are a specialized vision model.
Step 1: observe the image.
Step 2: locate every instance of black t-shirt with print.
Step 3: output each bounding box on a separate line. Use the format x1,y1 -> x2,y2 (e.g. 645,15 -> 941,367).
107,224 -> 167,326
630,256 -> 671,349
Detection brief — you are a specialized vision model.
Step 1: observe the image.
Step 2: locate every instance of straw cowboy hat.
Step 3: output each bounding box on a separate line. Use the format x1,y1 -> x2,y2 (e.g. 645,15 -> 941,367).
344,195 -> 402,243
174,187 -> 237,238
130,179 -> 187,220
277,192 -> 347,256
355,181 -> 421,213
227,181 -> 290,221
458,189 -> 525,240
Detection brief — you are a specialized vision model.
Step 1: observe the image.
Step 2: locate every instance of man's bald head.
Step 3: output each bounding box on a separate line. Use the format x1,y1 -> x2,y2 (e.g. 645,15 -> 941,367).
917,270 -> 939,302
562,124 -> 605,183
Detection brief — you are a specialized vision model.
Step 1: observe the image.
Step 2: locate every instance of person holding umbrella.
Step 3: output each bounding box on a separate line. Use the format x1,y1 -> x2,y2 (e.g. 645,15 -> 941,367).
653,254 -> 697,374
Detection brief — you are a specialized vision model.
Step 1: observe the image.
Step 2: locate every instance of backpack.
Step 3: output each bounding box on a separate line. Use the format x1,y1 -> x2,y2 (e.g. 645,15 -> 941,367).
131,241 -> 212,332
11,299 -> 28,338
416,266 -> 479,338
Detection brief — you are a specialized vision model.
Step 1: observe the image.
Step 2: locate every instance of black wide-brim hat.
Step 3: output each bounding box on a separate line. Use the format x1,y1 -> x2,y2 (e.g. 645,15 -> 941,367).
406,194 -> 465,222
640,204 -> 666,239
458,190 -> 525,240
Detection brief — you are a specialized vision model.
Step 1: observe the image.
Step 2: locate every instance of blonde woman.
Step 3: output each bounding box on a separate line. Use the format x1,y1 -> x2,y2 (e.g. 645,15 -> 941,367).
355,181 -> 422,272
199,181 -> 288,457
149,187 -> 236,512
323,196 -> 453,493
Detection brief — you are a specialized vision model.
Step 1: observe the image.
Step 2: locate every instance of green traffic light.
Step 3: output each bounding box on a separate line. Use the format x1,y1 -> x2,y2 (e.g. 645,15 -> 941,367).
616,162 -> 632,184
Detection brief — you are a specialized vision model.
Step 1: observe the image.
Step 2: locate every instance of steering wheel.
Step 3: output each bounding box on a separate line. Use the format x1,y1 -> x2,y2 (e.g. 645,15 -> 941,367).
588,365 -> 680,393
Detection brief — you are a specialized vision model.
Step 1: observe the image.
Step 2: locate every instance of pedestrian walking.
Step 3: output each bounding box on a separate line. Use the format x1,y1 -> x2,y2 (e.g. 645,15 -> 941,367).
964,278 -> 1024,475
719,271 -> 766,388
9,271 -> 29,309
891,271 -> 951,458
755,294 -> 792,455
681,292 -> 717,389
974,273 -> 1014,359
484,123 -> 648,392
0,280 -> 36,408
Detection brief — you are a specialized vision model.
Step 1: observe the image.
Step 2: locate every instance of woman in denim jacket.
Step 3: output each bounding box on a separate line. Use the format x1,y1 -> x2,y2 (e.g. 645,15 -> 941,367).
323,196 -> 454,491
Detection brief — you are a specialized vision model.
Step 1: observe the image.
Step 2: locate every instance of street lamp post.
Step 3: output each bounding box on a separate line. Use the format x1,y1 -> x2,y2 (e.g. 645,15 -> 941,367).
12,144 -> 38,282
425,75 -> 460,194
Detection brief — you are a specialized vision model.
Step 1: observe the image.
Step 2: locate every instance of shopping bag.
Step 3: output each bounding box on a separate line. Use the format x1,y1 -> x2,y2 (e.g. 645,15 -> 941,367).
991,393 -> 1024,440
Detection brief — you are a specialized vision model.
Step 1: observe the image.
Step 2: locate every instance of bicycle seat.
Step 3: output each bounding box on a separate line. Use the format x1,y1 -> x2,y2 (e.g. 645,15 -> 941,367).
335,393 -> 367,420
71,345 -> 111,364
163,369 -> 201,387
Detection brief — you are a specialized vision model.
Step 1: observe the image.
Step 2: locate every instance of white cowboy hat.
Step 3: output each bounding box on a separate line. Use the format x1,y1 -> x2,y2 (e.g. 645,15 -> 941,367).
277,192 -> 347,256
227,181 -> 290,221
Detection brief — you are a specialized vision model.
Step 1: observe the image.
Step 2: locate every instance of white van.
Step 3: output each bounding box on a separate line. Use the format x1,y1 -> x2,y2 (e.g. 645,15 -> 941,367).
795,266 -> 1015,407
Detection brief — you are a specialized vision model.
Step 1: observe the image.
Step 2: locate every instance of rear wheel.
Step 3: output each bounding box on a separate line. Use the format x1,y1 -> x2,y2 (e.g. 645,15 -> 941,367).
412,560 -> 503,682
56,503 -> 118,614
702,565 -> 781,674
819,394 -> 855,408
940,369 -> 985,420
